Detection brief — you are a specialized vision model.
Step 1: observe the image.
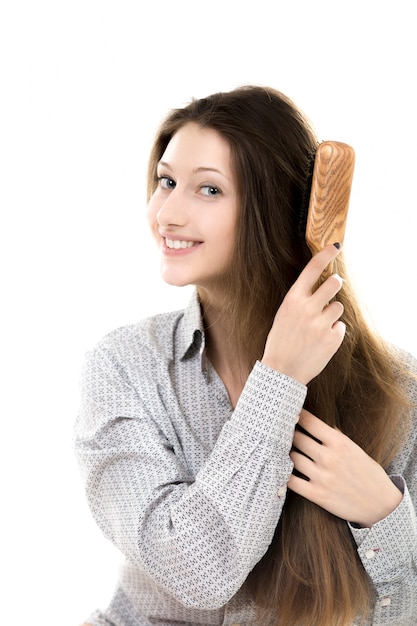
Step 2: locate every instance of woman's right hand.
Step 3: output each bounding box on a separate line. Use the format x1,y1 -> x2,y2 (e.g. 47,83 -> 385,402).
261,244 -> 345,385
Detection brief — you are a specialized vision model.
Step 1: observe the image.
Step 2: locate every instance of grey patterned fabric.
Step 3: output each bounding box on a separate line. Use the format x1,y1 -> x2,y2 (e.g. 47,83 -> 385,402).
74,290 -> 417,625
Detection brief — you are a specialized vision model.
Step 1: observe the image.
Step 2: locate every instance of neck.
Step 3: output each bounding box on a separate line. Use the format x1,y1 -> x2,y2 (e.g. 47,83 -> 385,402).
199,291 -> 249,407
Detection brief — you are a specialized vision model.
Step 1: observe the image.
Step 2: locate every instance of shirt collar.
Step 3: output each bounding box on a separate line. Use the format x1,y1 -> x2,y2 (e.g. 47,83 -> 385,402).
177,289 -> 206,365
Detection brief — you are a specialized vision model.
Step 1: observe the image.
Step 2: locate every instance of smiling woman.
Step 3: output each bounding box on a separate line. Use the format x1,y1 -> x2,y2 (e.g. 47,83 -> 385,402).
146,123 -> 239,293
73,85 -> 417,626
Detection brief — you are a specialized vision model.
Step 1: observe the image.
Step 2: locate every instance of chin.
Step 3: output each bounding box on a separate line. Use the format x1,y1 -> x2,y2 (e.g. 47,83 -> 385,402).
160,273 -> 193,288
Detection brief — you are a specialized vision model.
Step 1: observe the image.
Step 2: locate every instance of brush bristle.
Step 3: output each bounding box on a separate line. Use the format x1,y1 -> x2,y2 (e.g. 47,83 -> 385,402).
298,146 -> 319,239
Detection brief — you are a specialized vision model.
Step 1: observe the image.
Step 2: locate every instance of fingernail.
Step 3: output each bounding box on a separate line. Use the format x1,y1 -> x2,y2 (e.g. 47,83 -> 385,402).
333,242 -> 342,249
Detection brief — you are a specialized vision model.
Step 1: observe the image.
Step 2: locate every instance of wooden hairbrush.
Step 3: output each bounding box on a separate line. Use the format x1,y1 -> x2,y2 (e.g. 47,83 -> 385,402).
306,141 -> 355,278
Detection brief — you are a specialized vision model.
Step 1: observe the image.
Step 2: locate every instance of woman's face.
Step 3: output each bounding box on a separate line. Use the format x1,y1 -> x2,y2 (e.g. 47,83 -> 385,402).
147,122 -> 239,293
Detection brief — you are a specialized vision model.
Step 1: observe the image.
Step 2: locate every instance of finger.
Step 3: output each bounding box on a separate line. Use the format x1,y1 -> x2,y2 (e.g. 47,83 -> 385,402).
288,472 -> 312,498
296,244 -> 342,295
321,300 -> 344,326
290,450 -> 316,480
313,274 -> 344,308
298,409 -> 336,444
292,429 -> 321,461
331,320 -> 346,344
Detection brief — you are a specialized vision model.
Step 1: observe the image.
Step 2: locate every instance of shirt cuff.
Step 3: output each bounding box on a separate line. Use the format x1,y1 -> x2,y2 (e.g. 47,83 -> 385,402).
230,360 -> 307,444
349,476 -> 417,584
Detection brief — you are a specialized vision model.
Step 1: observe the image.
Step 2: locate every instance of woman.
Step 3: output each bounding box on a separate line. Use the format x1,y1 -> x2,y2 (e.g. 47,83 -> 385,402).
74,85 -> 417,625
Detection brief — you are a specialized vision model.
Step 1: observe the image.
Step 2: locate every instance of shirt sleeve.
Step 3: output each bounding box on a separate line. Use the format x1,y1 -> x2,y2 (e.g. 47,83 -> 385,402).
348,352 -> 417,624
349,476 -> 417,623
74,343 -> 307,611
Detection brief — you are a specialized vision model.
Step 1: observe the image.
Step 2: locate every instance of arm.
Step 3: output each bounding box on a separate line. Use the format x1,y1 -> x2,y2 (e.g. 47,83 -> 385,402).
289,376 -> 417,623
263,239 -> 417,621
351,361 -> 417,624
351,475 -> 417,624
74,345 -> 306,610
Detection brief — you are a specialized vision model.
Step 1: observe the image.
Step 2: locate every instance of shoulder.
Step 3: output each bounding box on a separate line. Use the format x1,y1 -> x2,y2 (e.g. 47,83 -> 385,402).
104,308 -> 184,351
391,345 -> 417,398
395,346 -> 417,371
84,308 -> 185,375
392,348 -> 417,492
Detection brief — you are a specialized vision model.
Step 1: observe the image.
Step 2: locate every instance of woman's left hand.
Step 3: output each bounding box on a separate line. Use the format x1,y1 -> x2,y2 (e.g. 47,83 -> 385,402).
288,409 -> 403,527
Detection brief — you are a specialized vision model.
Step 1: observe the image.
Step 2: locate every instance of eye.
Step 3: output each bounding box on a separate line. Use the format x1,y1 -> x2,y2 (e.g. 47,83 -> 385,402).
201,185 -> 221,197
158,176 -> 176,190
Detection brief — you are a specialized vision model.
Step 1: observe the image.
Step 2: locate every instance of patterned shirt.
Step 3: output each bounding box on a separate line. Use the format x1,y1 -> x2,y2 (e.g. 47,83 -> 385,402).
74,290 -> 417,625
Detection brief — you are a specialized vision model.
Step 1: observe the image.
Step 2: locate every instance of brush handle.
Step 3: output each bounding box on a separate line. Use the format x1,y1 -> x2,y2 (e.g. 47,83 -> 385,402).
305,141 -> 355,260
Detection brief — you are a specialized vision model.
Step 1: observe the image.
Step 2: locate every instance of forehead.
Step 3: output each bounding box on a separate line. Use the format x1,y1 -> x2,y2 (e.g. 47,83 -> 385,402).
161,122 -> 233,171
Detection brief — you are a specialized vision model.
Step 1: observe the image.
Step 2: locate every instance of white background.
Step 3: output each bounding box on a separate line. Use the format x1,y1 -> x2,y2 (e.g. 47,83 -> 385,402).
1,1 -> 416,624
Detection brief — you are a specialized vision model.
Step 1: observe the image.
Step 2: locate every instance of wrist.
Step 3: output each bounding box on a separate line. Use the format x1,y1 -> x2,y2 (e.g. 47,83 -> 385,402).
260,356 -> 307,385
358,481 -> 403,528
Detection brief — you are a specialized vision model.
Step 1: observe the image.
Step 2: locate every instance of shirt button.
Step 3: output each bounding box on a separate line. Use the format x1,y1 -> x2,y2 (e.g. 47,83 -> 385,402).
277,485 -> 286,498
365,549 -> 376,559
381,596 -> 391,607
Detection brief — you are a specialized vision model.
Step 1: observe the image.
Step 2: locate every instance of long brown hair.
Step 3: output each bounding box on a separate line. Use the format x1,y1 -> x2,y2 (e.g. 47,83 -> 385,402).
147,85 -> 413,625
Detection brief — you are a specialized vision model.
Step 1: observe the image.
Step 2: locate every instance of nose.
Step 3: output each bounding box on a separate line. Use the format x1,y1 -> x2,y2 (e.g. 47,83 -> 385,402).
156,187 -> 188,228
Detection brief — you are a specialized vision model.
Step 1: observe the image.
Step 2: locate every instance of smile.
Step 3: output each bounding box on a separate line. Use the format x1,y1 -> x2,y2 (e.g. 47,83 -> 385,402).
165,238 -> 198,249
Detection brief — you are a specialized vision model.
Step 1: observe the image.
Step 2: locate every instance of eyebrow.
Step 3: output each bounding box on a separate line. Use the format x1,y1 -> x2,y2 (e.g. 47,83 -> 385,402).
157,161 -> 232,182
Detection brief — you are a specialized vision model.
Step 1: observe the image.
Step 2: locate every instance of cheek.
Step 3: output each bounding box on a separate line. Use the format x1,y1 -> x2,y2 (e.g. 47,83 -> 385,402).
212,218 -> 237,260
219,212 -> 238,244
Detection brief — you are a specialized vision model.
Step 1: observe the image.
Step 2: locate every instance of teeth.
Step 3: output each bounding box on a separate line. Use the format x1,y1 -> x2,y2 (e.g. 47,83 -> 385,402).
166,238 -> 196,249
